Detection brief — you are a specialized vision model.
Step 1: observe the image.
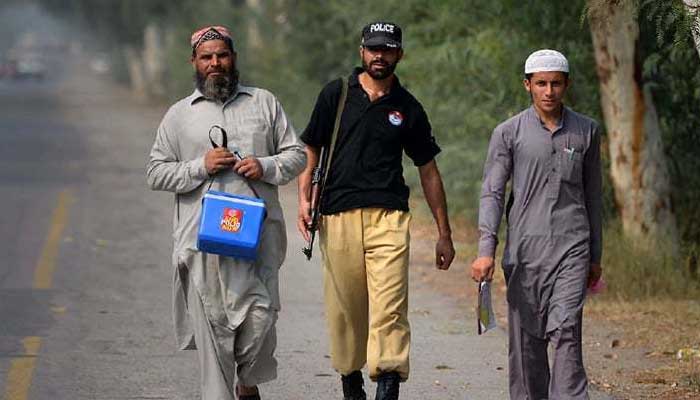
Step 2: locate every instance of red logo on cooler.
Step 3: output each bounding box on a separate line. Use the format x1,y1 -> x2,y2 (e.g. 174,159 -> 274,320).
220,208 -> 243,233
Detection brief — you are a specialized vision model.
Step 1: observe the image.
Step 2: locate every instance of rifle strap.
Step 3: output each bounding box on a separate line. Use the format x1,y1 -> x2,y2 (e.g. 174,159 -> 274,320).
321,77 -> 348,191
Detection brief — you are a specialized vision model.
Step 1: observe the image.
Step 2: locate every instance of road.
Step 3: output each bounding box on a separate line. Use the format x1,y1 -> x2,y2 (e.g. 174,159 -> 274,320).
0,58 -> 612,399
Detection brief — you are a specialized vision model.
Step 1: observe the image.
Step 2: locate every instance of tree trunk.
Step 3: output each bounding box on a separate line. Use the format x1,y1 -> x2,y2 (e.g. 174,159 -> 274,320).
588,0 -> 679,250
683,0 -> 700,59
124,45 -> 146,99
142,23 -> 166,98
246,0 -> 263,51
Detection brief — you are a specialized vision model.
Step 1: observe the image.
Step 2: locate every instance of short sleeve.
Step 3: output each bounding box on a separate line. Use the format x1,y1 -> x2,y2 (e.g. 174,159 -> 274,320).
301,79 -> 343,147
403,105 -> 441,166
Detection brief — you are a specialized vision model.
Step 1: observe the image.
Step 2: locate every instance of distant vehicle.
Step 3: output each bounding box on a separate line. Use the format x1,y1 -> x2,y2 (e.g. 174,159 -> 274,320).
14,59 -> 46,80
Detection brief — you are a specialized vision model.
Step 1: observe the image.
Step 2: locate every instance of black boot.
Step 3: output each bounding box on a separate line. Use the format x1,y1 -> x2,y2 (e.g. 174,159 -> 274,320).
341,370 -> 366,400
375,372 -> 400,400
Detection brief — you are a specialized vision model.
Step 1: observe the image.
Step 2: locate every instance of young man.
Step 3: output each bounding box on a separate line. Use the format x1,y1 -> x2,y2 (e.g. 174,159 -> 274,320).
298,21 -> 455,400
471,49 -> 603,399
146,26 -> 306,400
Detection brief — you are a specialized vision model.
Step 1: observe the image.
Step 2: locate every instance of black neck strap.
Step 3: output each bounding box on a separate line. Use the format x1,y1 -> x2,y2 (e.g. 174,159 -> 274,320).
205,125 -> 261,199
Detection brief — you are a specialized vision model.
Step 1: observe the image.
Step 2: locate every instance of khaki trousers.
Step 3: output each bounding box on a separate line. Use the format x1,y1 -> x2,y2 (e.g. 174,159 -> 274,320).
319,208 -> 411,381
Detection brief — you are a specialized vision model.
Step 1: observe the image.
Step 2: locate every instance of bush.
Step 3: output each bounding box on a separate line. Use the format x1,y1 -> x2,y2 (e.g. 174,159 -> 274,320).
600,224 -> 700,300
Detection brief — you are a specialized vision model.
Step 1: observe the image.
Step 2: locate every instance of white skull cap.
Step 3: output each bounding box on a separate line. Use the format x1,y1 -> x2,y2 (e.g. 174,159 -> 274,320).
524,49 -> 569,74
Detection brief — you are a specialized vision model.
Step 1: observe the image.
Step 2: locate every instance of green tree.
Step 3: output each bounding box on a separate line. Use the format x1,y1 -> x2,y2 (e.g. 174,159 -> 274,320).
641,0 -> 700,246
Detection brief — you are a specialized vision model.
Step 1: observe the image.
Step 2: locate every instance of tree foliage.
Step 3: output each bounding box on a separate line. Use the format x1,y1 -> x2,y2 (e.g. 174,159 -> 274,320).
643,0 -> 698,48
639,0 -> 700,244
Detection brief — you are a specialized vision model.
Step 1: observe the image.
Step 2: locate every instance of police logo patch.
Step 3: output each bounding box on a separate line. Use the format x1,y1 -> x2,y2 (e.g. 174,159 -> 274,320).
388,111 -> 404,126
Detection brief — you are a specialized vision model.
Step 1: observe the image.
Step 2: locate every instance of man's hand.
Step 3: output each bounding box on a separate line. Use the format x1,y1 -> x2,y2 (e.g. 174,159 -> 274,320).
435,236 -> 455,270
297,201 -> 311,242
417,160 -> 454,271
297,145 -> 319,244
471,256 -> 495,282
205,147 -> 236,175
587,263 -> 602,288
234,157 -> 263,180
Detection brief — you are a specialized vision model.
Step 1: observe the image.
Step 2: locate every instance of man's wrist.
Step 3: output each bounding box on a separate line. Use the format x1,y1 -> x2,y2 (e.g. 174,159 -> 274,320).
478,239 -> 497,259
195,156 -> 210,179
476,249 -> 496,260
257,156 -> 275,181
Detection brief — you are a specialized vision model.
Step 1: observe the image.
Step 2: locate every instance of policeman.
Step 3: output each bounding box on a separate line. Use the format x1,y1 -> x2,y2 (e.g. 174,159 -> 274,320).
298,21 -> 455,400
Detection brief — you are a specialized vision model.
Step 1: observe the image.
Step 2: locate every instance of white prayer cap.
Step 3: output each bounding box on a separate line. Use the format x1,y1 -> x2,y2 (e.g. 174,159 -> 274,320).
524,49 -> 569,74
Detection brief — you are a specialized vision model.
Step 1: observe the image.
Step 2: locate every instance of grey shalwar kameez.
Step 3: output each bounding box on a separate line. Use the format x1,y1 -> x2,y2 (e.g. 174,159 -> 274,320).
478,106 -> 602,400
146,85 -> 306,399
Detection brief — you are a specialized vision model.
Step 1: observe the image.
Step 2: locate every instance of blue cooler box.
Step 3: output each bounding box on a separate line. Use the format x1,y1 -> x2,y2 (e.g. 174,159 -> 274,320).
197,190 -> 266,260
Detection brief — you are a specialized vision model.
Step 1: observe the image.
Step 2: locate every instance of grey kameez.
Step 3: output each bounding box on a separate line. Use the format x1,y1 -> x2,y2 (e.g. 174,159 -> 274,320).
146,86 -> 306,398
478,106 -> 602,399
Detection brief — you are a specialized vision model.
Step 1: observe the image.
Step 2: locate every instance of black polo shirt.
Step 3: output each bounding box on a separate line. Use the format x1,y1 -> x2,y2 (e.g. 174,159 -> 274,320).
301,67 -> 441,215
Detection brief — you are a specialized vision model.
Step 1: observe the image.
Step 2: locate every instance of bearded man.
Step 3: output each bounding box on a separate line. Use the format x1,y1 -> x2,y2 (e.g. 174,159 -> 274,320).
297,21 -> 455,400
146,25 -> 306,400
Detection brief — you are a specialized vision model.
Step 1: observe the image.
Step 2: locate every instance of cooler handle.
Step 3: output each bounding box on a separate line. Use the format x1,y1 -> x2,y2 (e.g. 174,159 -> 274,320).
206,125 -> 262,200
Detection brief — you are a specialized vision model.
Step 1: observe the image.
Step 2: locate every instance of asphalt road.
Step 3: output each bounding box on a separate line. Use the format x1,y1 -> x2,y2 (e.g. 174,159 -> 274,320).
0,59 -> 613,399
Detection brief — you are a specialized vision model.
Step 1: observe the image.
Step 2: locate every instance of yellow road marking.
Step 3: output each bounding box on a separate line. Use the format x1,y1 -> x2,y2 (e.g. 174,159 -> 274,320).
33,190 -> 72,289
50,306 -> 66,315
3,337 -> 42,400
4,192 -> 71,398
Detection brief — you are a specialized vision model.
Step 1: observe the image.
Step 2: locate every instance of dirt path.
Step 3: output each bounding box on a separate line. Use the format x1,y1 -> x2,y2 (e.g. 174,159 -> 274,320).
407,212 -> 700,400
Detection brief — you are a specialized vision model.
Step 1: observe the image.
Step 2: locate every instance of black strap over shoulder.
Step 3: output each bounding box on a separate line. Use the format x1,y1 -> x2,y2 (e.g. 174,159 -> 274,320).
321,77 -> 349,190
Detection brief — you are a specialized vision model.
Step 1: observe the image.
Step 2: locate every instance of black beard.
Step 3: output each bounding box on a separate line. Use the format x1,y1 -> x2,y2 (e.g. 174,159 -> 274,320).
194,67 -> 240,102
362,59 -> 397,80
